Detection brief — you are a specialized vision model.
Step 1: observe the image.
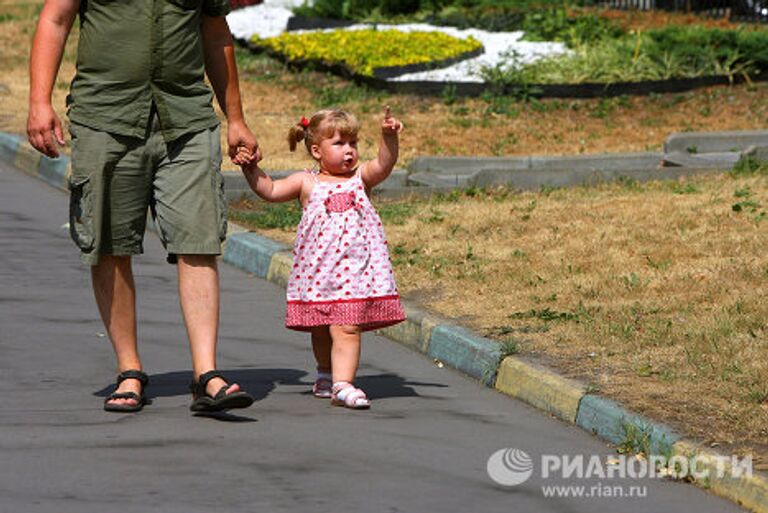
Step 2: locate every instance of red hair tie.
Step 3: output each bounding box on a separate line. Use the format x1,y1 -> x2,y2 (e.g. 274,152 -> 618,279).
299,116 -> 310,129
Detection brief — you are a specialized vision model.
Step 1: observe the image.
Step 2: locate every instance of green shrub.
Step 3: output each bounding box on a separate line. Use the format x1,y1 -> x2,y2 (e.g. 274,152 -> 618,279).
482,25 -> 768,86
521,8 -> 624,46
647,26 -> 768,73
381,0 -> 421,15
294,0 -> 370,19
253,29 -> 482,77
294,0 -> 582,24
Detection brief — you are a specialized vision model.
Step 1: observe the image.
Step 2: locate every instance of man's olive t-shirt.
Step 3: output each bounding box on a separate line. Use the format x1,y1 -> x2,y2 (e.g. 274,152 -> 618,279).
67,0 -> 231,142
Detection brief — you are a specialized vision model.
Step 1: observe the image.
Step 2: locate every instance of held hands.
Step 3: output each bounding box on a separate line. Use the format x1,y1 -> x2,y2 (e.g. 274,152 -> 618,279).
234,146 -> 256,166
381,105 -> 403,136
227,120 -> 262,166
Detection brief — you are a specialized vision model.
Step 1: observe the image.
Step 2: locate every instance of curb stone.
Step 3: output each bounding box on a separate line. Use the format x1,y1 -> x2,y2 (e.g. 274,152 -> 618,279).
2,130 -> 765,513
495,356 -> 585,424
672,440 -> 768,513
664,130 -> 768,155
377,303 -> 438,354
0,134 -> 70,191
427,324 -> 501,387
0,132 -> 21,163
223,231 -> 289,278
576,395 -> 680,456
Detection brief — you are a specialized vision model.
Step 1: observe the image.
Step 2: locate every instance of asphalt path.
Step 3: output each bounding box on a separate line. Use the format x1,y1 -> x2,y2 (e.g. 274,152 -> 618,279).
0,161 -> 745,513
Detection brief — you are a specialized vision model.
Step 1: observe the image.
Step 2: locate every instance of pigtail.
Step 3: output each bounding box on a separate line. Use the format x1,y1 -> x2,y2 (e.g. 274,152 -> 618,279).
288,125 -> 305,152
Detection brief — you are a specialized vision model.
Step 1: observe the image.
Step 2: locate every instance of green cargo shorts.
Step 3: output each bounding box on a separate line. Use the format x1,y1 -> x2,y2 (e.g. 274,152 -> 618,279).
68,120 -> 227,266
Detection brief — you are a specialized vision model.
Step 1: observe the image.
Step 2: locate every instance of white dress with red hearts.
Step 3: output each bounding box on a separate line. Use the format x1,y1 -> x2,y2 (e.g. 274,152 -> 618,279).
285,167 -> 406,332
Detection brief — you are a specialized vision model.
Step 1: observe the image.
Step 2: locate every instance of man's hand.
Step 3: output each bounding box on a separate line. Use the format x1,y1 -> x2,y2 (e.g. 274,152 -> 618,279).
227,120 -> 261,166
27,102 -> 65,158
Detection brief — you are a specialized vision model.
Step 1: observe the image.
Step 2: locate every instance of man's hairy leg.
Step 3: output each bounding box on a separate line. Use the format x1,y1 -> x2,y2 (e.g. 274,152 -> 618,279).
92,255 -> 143,407
177,255 -> 241,397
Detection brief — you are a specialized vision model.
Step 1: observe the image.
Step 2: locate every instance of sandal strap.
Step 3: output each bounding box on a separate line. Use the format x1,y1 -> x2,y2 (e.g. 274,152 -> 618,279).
190,370 -> 227,397
198,370 -> 225,387
116,369 -> 148,386
106,391 -> 142,402
331,381 -> 352,394
332,382 -> 370,407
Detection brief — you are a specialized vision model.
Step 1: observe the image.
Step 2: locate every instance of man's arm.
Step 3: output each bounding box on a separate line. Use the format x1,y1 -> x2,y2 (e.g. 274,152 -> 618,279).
27,0 -> 80,158
201,15 -> 260,165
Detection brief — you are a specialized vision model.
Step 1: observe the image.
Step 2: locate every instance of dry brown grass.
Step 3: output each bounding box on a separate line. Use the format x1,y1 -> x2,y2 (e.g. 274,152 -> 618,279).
0,1 -> 76,137
3,1 -> 768,464
386,174 -> 768,465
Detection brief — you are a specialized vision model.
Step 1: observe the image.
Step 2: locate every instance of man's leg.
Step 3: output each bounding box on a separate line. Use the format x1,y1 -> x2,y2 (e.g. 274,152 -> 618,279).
176,254 -> 241,397
92,255 -> 143,407
68,123 -> 153,410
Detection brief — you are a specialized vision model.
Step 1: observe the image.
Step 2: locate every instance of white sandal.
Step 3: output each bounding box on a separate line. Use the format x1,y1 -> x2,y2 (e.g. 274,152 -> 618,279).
331,382 -> 371,409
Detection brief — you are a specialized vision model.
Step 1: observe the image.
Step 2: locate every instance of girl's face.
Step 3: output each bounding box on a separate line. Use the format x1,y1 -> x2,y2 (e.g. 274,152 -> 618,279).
311,129 -> 359,175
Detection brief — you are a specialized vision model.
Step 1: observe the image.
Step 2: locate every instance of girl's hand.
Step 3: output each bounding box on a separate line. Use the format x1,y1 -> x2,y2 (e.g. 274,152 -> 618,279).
228,120 -> 262,166
381,105 -> 403,135
233,145 -> 255,166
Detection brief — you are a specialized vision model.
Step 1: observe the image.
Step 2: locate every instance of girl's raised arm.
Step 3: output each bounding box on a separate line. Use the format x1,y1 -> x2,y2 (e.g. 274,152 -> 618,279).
362,106 -> 403,189
242,164 -> 304,203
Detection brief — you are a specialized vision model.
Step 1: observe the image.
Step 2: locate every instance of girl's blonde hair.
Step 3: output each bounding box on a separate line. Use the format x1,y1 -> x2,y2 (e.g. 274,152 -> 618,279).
288,109 -> 360,155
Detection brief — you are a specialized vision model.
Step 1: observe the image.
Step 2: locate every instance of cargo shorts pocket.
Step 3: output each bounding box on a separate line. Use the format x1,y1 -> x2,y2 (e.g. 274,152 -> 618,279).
69,176 -> 95,251
212,170 -> 228,242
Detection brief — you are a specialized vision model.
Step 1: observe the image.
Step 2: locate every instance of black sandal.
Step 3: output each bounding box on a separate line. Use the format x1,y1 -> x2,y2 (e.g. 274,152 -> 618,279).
189,370 -> 254,412
104,370 -> 149,413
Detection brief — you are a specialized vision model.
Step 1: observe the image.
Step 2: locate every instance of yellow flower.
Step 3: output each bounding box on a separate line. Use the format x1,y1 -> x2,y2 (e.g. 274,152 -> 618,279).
252,29 -> 483,77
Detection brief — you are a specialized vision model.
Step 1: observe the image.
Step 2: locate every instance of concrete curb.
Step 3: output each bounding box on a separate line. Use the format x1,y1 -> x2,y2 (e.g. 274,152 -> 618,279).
428,324 -> 501,387
672,440 -> 768,513
1,134 -> 70,191
3,130 -> 766,513
576,395 -> 680,455
664,130 -> 768,154
495,357 -> 585,424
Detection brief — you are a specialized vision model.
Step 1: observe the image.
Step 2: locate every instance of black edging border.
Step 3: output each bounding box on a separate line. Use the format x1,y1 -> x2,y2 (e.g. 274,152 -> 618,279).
238,14 -> 768,98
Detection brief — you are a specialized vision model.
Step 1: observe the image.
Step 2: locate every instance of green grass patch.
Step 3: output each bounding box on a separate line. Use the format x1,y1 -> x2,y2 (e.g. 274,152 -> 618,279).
377,201 -> 416,225
730,155 -> 768,177
229,203 -> 303,230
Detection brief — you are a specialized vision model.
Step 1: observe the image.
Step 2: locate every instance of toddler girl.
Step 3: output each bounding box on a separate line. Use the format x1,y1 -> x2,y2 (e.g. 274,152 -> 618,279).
241,107 -> 406,409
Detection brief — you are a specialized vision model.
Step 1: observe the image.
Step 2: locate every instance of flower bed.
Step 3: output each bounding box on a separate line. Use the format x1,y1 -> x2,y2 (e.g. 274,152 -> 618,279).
251,28 -> 484,78
228,2 -> 768,97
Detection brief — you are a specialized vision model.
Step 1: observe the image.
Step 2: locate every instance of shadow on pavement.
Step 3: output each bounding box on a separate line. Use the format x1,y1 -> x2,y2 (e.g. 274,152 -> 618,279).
192,411 -> 258,422
93,368 -> 309,403
350,373 -> 447,400
94,369 -> 448,403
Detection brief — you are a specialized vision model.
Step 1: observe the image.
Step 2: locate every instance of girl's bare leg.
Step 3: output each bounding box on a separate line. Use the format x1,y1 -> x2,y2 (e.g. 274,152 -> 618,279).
329,324 -> 362,383
310,326 -> 332,374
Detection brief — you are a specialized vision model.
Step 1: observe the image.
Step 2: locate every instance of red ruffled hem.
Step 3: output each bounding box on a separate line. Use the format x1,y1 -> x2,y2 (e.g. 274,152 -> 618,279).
285,295 -> 406,332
